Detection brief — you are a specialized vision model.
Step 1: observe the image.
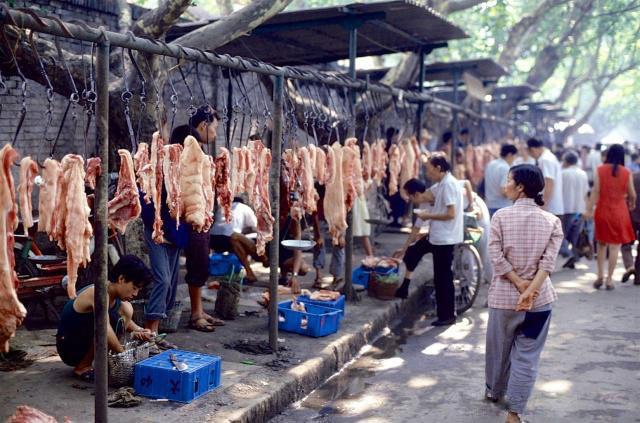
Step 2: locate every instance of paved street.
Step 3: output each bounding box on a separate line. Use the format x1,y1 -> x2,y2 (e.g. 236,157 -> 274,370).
272,258 -> 640,422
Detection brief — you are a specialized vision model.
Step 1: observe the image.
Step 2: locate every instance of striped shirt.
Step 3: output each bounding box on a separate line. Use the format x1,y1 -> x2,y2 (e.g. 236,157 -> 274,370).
488,198 -> 563,310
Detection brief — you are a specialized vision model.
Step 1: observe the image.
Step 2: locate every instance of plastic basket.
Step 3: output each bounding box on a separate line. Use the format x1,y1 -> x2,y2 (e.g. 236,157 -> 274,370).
277,301 -> 343,337
209,253 -> 242,277
134,349 -> 222,403
352,266 -> 398,289
108,341 -> 150,387
297,294 -> 345,315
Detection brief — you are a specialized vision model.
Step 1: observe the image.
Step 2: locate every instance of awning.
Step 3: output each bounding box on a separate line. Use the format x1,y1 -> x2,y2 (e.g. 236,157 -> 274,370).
166,1 -> 468,66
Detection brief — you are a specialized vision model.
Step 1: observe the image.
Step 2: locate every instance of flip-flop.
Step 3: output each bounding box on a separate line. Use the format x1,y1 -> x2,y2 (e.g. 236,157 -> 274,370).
188,318 -> 216,333
73,368 -> 95,382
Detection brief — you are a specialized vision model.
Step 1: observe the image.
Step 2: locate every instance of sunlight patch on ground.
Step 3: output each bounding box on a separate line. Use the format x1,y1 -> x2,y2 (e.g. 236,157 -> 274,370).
421,342 -> 448,356
341,392 -> 388,414
538,379 -> 573,395
373,356 -> 405,371
437,320 -> 473,341
352,418 -> 389,423
407,375 -> 438,389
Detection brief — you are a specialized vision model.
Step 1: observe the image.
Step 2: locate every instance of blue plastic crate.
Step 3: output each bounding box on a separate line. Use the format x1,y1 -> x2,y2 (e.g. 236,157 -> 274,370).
133,349 -> 221,403
297,294 -> 345,315
352,266 -> 371,288
277,301 -> 343,337
352,266 -> 398,289
209,253 -> 242,277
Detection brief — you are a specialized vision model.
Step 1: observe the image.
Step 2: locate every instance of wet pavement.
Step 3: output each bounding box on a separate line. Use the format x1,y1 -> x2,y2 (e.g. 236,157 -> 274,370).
271,258 -> 640,423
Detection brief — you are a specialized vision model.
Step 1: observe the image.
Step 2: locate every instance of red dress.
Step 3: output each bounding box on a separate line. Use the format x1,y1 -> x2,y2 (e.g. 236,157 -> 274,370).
594,164 -> 635,244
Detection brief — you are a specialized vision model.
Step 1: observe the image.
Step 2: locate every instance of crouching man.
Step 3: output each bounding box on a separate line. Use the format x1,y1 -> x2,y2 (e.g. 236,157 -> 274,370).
56,255 -> 154,381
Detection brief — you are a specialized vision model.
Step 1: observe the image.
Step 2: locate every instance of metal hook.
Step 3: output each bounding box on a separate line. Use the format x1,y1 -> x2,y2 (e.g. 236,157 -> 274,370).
163,56 -> 180,139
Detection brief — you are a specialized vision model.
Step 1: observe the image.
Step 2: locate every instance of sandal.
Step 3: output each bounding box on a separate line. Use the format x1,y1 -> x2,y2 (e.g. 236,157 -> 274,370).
201,313 -> 225,326
188,317 -> 216,333
73,368 -> 95,382
593,278 -> 603,289
606,283 -> 615,290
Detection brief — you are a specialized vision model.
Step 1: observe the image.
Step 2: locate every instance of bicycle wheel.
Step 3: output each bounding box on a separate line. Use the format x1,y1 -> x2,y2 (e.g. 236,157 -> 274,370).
453,243 -> 482,314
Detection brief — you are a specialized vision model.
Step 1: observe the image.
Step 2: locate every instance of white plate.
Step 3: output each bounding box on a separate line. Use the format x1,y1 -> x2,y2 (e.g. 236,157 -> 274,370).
281,240 -> 316,251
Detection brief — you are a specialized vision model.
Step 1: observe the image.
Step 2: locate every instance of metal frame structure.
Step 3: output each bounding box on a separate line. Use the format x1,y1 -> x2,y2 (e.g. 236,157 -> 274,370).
0,6 -> 521,422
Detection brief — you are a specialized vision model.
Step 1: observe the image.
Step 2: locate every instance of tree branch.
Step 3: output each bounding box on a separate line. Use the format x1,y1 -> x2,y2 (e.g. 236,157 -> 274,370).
132,0 -> 193,39
440,0 -> 489,14
171,0 -> 294,50
497,0 -> 570,69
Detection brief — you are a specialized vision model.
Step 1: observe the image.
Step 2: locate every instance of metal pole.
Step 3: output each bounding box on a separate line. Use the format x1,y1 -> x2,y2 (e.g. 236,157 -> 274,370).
343,24 -> 357,302
416,47 -> 425,136
93,39 -> 110,423
451,70 -> 460,172
268,74 -> 284,351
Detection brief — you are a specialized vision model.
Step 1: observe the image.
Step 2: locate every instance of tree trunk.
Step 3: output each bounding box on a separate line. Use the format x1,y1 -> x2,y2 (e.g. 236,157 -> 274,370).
559,85 -> 607,140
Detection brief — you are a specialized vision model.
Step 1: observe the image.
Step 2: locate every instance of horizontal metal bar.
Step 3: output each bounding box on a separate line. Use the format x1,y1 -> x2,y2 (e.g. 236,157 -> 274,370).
0,6 -> 515,127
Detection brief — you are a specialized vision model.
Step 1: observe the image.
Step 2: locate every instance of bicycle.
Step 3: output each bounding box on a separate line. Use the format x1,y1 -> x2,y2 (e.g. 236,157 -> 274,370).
452,213 -> 484,314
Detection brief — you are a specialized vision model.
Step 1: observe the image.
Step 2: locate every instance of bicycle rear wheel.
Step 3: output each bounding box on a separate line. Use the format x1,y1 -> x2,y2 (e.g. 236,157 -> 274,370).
453,243 -> 482,314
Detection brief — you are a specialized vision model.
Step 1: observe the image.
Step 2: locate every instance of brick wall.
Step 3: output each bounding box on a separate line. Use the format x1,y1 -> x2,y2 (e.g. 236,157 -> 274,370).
1,0 -> 119,161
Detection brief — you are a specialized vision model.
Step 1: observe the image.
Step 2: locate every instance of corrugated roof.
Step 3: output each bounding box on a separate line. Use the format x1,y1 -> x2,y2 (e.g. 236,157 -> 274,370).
422,59 -> 507,82
166,1 -> 468,66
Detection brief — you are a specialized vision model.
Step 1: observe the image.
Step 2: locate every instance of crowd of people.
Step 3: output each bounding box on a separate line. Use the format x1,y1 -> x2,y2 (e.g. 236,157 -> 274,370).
388,128 -> 639,422
53,108 -> 638,421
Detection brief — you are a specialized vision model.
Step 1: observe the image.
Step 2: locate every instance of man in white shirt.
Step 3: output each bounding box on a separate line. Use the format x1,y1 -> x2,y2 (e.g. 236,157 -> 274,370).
585,143 -> 603,184
484,144 -> 518,216
527,138 -> 564,216
561,151 -> 589,268
210,197 -> 263,283
393,154 -> 463,326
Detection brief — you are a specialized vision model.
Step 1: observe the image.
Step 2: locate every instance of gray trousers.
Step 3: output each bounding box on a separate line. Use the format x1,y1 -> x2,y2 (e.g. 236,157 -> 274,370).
485,304 -> 552,414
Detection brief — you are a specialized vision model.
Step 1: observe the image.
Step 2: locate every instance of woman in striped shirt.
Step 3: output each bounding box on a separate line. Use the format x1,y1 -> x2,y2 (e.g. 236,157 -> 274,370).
485,164 -> 563,423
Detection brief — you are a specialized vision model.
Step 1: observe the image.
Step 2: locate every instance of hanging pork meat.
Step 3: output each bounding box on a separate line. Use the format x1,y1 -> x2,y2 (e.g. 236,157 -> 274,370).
298,146 -> 318,215
399,139 -> 416,200
163,143 -> 183,227
38,158 -> 62,237
57,154 -> 93,299
202,154 -> 215,231
215,147 -> 233,223
179,136 -> 208,232
17,156 -> 38,235
410,137 -> 420,179
315,146 -> 327,185
388,144 -> 402,196
108,149 -> 141,234
149,132 -> 165,242
362,141 -> 372,183
345,138 -> 364,199
85,157 -> 101,190
324,143 -> 347,245
0,144 -> 27,352
134,142 -> 153,204
252,141 -> 274,256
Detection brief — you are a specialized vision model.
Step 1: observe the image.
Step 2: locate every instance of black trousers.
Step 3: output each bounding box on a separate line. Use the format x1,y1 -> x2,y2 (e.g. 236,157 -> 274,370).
403,236 -> 455,320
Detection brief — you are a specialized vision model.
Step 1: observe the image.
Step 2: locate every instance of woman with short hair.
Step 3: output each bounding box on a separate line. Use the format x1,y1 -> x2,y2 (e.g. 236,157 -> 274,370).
486,164 -> 563,423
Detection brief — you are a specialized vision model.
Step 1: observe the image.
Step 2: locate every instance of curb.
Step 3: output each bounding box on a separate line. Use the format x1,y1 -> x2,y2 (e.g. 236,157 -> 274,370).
231,284 -> 429,423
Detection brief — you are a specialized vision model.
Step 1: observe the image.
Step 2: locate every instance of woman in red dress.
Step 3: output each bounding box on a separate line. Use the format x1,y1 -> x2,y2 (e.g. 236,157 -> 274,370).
586,144 -> 637,290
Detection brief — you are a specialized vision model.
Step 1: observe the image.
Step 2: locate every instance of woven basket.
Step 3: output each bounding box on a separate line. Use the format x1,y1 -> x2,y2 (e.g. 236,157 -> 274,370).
108,341 -> 150,387
367,274 -> 399,301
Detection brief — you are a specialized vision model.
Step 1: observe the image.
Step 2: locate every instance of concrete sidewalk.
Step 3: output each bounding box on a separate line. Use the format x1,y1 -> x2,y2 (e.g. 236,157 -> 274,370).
0,228 -> 435,423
